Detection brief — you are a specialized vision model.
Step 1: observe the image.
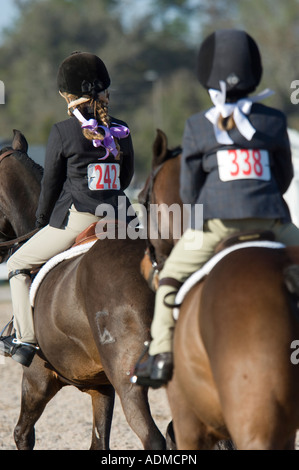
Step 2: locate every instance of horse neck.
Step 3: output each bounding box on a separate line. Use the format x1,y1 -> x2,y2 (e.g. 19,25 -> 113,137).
0,154 -> 42,237
149,155 -> 182,263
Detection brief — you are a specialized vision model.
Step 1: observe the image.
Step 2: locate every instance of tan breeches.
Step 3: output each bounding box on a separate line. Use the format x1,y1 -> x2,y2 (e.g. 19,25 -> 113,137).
149,218 -> 299,355
7,205 -> 99,343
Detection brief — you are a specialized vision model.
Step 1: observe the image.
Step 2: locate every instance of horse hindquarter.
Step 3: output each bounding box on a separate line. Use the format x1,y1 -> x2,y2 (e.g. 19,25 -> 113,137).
170,247 -> 299,450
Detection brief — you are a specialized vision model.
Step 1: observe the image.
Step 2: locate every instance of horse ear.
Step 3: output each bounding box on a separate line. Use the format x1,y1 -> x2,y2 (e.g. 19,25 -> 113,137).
12,129 -> 28,153
152,129 -> 168,168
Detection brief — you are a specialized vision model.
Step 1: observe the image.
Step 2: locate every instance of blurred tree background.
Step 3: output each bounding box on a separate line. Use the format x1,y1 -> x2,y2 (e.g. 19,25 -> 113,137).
0,0 -> 299,184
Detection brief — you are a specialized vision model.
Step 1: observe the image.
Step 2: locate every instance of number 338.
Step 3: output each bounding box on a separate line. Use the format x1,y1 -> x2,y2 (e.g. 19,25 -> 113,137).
217,149 -> 271,182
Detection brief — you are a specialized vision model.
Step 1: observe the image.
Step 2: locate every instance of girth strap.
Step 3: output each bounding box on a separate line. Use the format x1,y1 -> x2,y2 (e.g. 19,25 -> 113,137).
8,269 -> 31,281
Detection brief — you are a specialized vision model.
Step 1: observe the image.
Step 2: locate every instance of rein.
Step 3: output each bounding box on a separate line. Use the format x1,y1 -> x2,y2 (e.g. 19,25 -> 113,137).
0,228 -> 39,250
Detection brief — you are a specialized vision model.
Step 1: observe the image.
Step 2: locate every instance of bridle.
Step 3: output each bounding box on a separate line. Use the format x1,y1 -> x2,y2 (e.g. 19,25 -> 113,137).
0,148 -> 15,163
139,146 -> 182,267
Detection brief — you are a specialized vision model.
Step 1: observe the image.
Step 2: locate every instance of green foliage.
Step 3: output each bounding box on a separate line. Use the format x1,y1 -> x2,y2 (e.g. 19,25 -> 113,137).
0,0 -> 298,183
185,0 -> 299,128
0,0 -> 198,182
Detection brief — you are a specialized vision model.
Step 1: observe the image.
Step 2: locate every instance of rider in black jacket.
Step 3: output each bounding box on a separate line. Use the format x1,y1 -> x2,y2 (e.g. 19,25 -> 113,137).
0,51 -> 134,366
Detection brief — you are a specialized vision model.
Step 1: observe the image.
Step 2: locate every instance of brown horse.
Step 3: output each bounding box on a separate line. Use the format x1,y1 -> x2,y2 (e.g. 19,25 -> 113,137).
138,129 -> 182,291
0,130 -> 166,450
140,129 -> 299,450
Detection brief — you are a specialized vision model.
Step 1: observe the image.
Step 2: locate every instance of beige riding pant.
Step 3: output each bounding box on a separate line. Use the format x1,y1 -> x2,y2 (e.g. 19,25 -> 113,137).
149,218 -> 299,355
7,205 -> 100,343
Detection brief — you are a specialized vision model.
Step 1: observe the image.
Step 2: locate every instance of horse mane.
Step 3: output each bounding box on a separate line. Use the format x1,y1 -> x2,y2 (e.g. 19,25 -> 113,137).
138,130 -> 182,206
157,145 -> 182,166
152,129 -> 181,169
1,147 -> 44,181
16,152 -> 44,180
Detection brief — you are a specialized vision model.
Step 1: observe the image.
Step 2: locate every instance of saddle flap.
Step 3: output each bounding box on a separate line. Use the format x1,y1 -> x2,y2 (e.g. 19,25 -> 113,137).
73,222 -> 98,247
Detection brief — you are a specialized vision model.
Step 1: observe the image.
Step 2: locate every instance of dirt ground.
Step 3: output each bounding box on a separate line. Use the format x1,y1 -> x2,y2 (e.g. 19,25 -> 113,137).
0,284 -> 172,451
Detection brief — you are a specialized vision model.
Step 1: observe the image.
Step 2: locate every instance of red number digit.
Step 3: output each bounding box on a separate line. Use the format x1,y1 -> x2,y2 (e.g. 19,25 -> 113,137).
111,164 -> 118,189
95,164 -> 104,189
241,149 -> 251,175
104,165 -> 112,189
229,149 -> 239,176
252,150 -> 263,176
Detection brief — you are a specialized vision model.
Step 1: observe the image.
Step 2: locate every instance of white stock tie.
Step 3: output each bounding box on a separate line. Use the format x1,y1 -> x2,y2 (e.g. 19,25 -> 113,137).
205,81 -> 274,145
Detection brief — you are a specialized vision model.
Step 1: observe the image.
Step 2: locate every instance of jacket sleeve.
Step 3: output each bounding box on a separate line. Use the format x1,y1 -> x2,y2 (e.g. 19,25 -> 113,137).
271,126 -> 293,194
119,132 -> 134,190
36,124 -> 67,226
180,118 -> 206,204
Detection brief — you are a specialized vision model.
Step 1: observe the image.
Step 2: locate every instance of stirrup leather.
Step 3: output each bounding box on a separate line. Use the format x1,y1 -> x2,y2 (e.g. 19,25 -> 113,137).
8,269 -> 31,281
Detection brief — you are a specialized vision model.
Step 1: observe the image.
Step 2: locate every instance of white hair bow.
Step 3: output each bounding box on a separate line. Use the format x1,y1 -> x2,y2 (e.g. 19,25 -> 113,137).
205,81 -> 274,145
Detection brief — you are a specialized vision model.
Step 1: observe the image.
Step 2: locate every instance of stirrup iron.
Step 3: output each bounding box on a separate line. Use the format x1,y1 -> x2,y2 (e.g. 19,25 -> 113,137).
12,338 -> 39,350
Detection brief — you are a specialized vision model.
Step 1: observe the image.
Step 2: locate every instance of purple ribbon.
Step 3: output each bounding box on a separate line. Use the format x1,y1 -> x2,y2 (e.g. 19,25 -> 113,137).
81,119 -> 130,159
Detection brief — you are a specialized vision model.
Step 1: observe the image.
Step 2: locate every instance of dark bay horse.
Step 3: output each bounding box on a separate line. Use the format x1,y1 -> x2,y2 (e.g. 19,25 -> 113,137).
0,130 -> 165,450
140,129 -> 299,450
0,130 -> 42,261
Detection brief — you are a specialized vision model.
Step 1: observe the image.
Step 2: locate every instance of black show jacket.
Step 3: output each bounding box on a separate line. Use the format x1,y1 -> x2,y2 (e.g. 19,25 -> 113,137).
36,115 -> 134,228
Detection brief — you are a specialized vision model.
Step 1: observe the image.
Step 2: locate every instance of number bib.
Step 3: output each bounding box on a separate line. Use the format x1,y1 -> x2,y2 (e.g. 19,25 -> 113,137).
216,149 -> 271,182
88,163 -> 120,190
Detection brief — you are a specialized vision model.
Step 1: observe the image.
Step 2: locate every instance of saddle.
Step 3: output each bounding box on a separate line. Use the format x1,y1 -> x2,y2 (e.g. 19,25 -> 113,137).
214,229 -> 275,253
142,229 -> 276,292
72,222 -> 98,247
72,219 -> 127,247
28,220 -> 123,282
173,231 -> 284,320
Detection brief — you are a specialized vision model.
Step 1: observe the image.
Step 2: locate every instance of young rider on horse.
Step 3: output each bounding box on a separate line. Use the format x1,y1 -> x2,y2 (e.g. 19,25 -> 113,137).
132,29 -> 299,388
0,51 -> 134,367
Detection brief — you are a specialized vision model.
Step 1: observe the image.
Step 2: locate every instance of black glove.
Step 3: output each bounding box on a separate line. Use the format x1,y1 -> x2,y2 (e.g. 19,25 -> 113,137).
35,214 -> 48,228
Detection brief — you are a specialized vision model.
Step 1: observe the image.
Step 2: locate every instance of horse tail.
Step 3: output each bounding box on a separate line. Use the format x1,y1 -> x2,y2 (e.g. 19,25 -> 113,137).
284,264 -> 299,297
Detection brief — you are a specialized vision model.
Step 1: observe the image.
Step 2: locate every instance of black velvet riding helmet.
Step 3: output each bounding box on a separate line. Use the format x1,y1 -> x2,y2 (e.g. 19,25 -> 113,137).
197,29 -> 263,99
57,51 -> 111,97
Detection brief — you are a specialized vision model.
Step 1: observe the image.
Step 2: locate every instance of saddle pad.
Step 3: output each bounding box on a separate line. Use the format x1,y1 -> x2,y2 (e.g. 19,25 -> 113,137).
29,240 -> 97,307
173,240 -> 285,320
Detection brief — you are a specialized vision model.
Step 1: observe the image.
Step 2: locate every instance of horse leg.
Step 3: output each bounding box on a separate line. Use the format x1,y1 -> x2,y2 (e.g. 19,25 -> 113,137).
172,408 -> 215,450
117,383 -> 166,450
284,436 -> 296,450
233,429 -> 296,450
14,360 -> 63,450
164,419 -> 235,450
214,439 -> 236,450
86,384 -> 115,450
166,420 -> 177,449
167,380 -> 219,450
